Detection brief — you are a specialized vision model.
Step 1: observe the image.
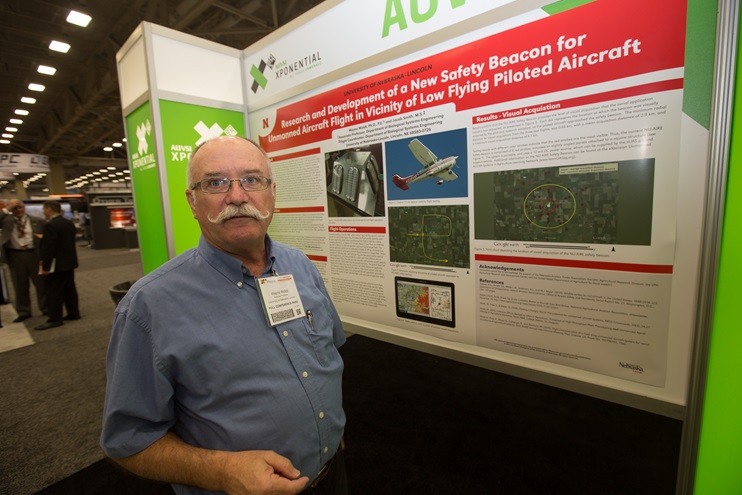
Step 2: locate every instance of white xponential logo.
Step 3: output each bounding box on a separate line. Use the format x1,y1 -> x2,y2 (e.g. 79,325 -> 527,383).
194,121 -> 239,146
136,119 -> 152,156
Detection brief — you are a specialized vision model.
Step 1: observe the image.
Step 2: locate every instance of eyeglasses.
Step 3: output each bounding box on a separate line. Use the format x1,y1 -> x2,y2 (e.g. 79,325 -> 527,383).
191,175 -> 272,194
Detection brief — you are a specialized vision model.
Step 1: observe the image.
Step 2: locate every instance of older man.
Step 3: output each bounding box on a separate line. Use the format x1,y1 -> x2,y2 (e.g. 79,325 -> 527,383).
101,136 -> 347,495
0,199 -> 47,322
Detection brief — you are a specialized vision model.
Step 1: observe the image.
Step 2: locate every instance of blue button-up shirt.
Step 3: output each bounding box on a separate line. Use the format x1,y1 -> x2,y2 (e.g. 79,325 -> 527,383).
101,236 -> 345,494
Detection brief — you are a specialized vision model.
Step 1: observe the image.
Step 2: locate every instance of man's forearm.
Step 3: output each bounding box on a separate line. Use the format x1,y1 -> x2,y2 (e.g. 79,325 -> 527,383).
111,432 -> 229,491
110,431 -> 309,495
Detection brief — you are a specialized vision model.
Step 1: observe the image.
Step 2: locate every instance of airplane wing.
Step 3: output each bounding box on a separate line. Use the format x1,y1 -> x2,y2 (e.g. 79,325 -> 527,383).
436,169 -> 458,181
408,139 -> 438,168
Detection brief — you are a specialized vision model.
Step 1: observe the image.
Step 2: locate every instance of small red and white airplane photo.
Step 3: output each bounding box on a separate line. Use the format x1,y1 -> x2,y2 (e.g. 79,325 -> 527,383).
392,138 -> 458,190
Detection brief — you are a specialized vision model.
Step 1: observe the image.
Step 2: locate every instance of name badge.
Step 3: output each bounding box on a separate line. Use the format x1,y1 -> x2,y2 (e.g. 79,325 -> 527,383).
256,274 -> 305,326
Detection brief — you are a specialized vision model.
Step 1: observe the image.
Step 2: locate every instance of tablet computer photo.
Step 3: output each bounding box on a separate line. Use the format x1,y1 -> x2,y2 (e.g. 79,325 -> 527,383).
395,276 -> 456,328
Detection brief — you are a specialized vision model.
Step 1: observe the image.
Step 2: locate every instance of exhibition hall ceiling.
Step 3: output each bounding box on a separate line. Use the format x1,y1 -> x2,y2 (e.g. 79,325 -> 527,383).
0,0 -> 326,187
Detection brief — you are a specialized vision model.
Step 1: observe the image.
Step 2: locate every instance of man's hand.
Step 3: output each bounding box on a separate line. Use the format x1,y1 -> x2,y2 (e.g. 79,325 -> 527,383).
220,450 -> 310,495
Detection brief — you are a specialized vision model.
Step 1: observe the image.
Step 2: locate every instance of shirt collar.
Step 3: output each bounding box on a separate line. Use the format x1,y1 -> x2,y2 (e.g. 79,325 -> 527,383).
197,235 -> 277,279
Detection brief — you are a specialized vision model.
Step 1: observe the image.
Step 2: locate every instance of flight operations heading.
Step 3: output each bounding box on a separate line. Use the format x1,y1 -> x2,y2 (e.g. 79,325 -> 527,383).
258,5 -> 674,156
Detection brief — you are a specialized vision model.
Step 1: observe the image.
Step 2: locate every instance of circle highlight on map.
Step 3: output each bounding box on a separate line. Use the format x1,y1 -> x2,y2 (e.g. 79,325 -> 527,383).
523,183 -> 576,229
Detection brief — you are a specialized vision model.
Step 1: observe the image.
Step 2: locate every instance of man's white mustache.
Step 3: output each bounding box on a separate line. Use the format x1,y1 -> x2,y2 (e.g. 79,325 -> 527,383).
207,203 -> 271,224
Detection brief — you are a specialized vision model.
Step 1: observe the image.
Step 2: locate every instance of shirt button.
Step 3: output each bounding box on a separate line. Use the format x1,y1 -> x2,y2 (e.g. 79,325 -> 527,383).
323,446 -> 329,454
283,331 -> 289,337
236,281 -> 243,287
319,411 -> 325,419
302,371 -> 309,378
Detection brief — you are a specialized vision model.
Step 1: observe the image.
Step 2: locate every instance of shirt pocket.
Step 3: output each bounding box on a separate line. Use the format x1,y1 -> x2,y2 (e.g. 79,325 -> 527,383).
300,304 -> 338,367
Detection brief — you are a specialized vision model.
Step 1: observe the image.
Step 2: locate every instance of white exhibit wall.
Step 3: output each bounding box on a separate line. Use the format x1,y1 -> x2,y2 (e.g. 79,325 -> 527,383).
118,34 -> 149,110
243,0 -> 551,112
151,33 -> 244,106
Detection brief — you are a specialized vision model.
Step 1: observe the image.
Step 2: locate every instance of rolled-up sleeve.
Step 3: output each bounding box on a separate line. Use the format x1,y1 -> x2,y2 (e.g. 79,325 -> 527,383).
101,308 -> 176,458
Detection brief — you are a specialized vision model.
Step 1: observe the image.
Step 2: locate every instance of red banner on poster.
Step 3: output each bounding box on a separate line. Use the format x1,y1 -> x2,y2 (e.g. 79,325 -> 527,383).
259,0 -> 686,153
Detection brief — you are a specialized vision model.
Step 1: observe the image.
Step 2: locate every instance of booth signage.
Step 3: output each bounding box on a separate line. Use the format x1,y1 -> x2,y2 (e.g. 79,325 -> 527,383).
0,153 -> 50,173
125,100 -> 169,274
158,99 -> 246,255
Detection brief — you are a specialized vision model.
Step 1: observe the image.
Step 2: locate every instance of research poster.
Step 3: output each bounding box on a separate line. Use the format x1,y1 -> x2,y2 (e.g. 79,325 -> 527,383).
248,0 -> 686,386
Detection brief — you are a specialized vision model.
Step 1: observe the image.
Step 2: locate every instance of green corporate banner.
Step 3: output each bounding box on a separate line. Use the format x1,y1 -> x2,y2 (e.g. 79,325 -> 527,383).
158,99 -> 246,254
125,100 -> 168,274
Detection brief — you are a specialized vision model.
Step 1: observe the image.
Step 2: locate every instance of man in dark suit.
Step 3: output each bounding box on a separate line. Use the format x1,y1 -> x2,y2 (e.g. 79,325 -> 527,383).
35,200 -> 80,330
0,199 -> 47,322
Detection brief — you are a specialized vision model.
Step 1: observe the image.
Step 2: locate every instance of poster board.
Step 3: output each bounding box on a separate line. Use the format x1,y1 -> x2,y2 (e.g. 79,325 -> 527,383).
114,1 -> 735,490
242,0 -> 717,416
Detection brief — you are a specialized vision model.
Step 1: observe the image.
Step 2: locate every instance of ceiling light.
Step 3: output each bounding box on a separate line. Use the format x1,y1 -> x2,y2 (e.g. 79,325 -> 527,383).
112,142 -> 123,147
28,83 -> 45,92
2,134 -> 14,138
14,109 -> 29,116
21,97 -> 37,104
6,127 -> 18,132
67,10 -> 92,27
37,65 -> 57,76
0,139 -> 11,144
103,146 -> 113,151
92,171 -> 101,175
116,172 -> 124,175
9,119 -> 23,124
49,40 -> 71,53
122,138 -> 127,142
107,166 -> 116,170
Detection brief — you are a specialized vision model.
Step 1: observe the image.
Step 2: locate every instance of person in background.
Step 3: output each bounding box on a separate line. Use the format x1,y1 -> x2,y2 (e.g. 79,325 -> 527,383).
0,199 -> 47,323
35,200 -> 80,330
101,136 -> 347,495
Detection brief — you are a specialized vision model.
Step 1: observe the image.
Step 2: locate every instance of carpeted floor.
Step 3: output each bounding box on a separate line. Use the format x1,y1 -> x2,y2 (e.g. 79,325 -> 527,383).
0,243 -> 143,495
1,244 -> 682,495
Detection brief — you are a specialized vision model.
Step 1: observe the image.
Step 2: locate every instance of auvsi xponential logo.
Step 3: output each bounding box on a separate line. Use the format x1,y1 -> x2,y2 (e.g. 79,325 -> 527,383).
249,51 -> 323,93
194,120 -> 238,146
131,118 -> 156,172
136,119 -> 152,156
381,0 -> 468,38
168,120 -> 240,165
250,55 -> 276,93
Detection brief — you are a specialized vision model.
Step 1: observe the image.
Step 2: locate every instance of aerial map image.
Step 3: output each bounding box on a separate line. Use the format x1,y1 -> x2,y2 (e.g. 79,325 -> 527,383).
473,159 -> 655,245
388,204 -> 470,268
